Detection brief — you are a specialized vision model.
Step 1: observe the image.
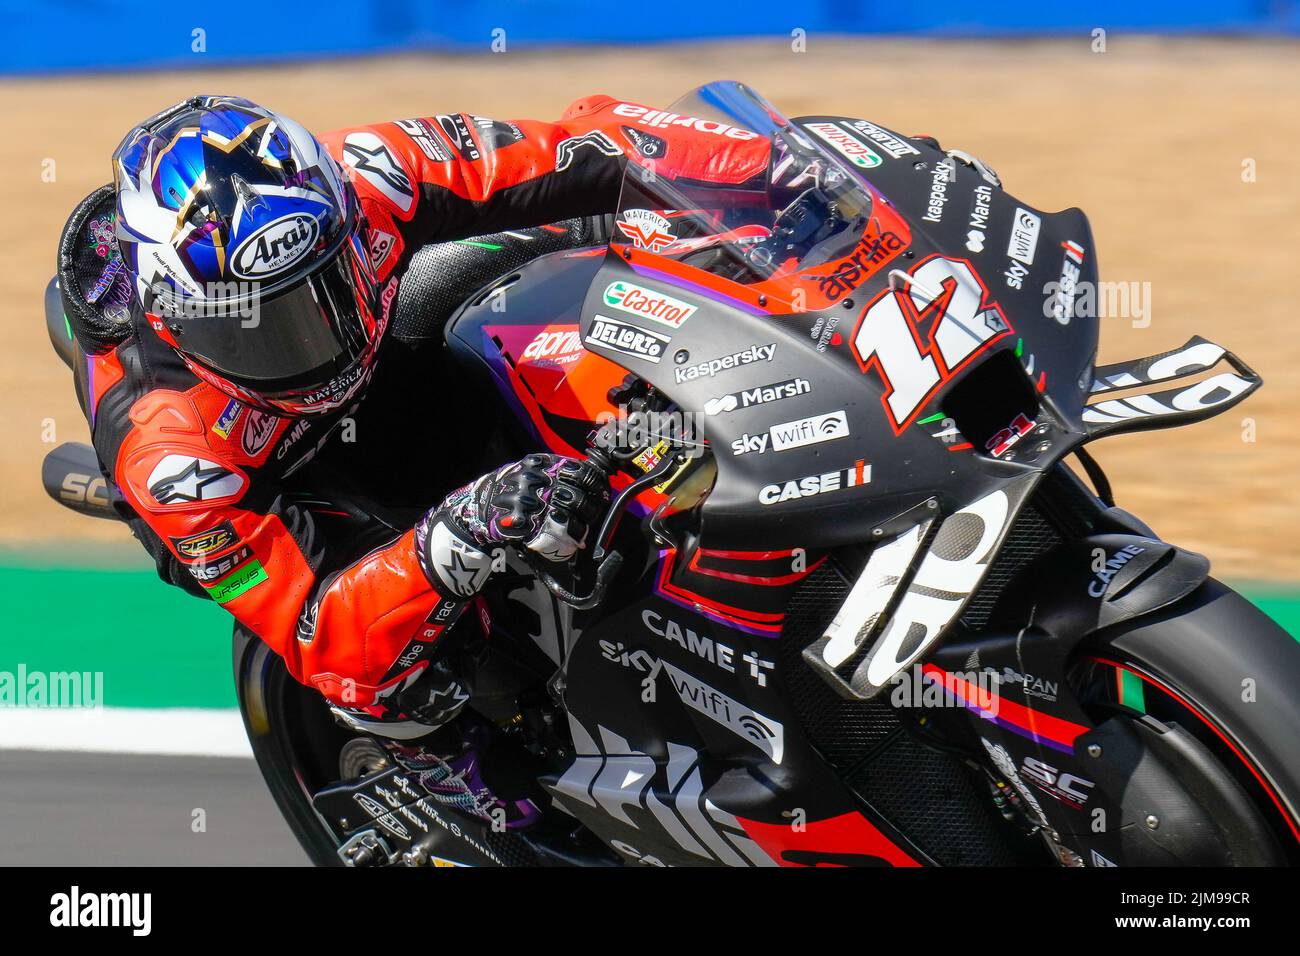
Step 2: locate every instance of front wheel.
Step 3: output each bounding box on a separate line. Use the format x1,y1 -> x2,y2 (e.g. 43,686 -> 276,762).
1079,580 -> 1300,864
233,626 -> 353,866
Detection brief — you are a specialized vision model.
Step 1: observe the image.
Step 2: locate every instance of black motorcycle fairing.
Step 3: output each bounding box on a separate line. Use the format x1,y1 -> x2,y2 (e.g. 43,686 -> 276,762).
536,536 -> 939,866
919,529 -> 1226,865
1074,716 -> 1282,865
987,532 -> 1211,638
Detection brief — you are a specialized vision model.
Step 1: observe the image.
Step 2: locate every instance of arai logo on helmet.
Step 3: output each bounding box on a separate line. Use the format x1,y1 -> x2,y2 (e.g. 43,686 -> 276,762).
231,214 -> 320,279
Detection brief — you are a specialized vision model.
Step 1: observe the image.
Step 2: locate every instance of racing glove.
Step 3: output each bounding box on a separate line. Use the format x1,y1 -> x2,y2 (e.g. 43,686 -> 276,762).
335,454 -> 611,740
415,453 -> 611,598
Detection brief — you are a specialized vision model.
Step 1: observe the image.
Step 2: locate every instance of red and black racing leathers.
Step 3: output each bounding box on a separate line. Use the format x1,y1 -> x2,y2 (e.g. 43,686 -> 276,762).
74,96 -> 770,710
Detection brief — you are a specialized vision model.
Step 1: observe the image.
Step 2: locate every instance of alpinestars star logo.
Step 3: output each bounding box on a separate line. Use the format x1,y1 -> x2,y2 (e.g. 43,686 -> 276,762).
146,455 -> 244,505
342,132 -> 415,212
441,549 -> 483,595
426,520 -> 492,598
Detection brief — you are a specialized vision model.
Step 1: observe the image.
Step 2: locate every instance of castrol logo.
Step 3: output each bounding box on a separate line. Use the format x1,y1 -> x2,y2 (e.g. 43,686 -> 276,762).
602,281 -> 697,329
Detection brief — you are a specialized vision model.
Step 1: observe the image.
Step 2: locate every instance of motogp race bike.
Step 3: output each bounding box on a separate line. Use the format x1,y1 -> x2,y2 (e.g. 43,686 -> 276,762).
45,82 -> 1299,867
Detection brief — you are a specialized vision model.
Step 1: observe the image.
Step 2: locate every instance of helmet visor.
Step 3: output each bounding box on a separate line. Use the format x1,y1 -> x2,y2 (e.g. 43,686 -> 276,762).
163,227 -> 381,396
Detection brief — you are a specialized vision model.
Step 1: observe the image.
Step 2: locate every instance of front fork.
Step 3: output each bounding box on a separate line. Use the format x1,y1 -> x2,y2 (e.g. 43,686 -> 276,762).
920,530 -> 1215,865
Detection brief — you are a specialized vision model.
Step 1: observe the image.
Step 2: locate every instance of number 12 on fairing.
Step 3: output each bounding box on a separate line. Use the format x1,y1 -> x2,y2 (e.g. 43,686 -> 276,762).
850,256 -> 1012,433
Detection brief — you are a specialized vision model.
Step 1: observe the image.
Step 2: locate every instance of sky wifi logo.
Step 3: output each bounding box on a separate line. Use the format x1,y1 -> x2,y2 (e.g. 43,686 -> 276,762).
660,661 -> 784,764
732,409 -> 849,456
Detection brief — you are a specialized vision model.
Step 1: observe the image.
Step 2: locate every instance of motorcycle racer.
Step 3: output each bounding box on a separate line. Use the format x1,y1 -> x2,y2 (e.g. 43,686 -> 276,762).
64,94 -> 772,735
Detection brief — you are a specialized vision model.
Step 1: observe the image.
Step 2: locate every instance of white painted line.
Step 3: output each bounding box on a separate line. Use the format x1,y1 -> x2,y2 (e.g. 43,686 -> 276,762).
0,707 -> 252,758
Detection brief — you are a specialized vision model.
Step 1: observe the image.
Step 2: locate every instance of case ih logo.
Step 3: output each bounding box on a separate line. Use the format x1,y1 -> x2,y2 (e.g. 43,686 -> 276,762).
758,458 -> 871,505
231,214 -> 319,279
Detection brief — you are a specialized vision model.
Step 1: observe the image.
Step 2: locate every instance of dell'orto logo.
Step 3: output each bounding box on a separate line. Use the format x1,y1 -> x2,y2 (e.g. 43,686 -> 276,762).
585,315 -> 671,363
231,214 -> 320,279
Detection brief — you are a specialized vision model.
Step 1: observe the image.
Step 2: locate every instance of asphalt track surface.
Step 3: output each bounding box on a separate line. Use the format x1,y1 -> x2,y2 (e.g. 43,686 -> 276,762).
0,751 -> 307,866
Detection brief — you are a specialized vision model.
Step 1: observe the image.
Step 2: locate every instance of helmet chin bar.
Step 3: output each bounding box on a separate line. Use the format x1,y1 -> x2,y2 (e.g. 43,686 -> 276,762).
265,357 -> 377,417
173,347 -> 377,420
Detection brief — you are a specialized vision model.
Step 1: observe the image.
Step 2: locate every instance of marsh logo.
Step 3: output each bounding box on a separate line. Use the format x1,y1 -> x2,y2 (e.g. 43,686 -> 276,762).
50,886 -> 151,936
706,377 -> 810,415
231,214 -> 319,279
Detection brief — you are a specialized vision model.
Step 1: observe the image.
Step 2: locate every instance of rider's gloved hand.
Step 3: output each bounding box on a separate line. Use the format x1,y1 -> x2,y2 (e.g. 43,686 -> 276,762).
334,455 -> 611,741
415,453 -> 611,600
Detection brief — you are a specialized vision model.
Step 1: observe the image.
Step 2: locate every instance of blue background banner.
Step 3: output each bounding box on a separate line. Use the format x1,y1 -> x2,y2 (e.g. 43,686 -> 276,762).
4,1 -> 1300,75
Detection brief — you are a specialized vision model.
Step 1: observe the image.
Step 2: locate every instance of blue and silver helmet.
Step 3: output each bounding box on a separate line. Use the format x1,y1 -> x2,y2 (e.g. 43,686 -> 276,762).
112,95 -> 383,416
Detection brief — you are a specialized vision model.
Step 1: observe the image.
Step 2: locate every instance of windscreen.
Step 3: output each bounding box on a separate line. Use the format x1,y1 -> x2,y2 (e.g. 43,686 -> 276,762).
612,82 -> 877,295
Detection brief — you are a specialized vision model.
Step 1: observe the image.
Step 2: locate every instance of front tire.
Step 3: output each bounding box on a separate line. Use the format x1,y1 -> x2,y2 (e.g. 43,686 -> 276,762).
1085,579 -> 1300,863
233,626 -> 351,867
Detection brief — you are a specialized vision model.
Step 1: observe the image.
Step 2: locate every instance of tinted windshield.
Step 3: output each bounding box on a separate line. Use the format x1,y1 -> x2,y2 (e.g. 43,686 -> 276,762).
614,82 -> 876,295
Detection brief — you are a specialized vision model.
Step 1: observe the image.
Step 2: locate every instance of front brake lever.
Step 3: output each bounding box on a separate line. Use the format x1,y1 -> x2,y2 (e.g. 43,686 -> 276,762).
536,550 -> 624,611
535,447 -> 681,609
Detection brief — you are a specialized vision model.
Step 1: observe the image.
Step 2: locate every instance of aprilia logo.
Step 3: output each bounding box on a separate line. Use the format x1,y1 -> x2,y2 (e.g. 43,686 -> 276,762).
612,103 -> 757,140
522,327 -> 584,365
